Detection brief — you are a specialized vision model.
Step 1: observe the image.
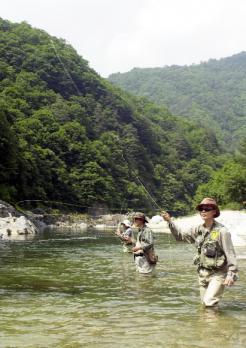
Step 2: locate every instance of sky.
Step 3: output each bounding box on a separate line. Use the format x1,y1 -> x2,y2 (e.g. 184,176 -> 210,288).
1,0 -> 246,77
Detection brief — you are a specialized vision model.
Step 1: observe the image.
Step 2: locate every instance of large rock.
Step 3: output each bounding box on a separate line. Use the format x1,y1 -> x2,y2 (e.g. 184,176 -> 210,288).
0,201 -> 38,239
0,215 -> 38,239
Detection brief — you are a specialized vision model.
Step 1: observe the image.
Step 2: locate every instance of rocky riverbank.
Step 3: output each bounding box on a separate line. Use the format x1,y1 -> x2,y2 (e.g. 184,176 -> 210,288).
0,200 -> 172,240
0,200 -> 128,239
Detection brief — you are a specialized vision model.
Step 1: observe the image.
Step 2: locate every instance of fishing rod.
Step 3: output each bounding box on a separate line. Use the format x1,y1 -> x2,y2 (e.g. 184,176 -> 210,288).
116,135 -> 164,212
49,39 -> 82,96
49,39 -> 166,215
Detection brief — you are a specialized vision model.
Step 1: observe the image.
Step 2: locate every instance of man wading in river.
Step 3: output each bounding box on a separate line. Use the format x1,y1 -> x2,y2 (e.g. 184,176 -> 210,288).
162,198 -> 238,308
132,212 -> 157,274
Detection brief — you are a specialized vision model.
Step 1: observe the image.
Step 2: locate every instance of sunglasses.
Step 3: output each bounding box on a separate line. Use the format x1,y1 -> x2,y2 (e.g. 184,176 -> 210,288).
198,206 -> 215,212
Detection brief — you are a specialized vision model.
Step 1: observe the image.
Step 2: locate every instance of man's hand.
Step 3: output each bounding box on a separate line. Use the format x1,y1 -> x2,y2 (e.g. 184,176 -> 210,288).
223,272 -> 238,286
123,235 -> 130,241
223,277 -> 234,286
132,246 -> 142,253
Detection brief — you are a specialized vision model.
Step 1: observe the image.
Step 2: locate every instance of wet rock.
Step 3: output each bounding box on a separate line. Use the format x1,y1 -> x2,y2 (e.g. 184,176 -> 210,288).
0,215 -> 38,239
0,201 -> 39,239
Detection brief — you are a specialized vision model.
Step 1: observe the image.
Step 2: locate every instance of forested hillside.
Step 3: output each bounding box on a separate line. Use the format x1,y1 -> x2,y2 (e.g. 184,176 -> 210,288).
109,53 -> 246,150
1,18 -> 242,215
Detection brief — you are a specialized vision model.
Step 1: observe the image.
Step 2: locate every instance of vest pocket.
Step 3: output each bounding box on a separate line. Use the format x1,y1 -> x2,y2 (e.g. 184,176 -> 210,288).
199,253 -> 226,269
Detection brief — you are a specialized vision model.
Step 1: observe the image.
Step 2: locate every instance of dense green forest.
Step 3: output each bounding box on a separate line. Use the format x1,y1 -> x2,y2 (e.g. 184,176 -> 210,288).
108,53 -> 246,150
0,18 -> 245,215
194,140 -> 246,209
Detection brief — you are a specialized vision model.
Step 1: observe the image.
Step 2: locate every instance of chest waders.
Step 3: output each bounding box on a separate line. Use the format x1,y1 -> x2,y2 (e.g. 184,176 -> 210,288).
194,230 -> 226,271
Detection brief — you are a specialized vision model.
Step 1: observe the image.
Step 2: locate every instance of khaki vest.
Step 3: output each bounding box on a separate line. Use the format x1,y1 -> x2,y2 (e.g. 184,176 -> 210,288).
194,229 -> 226,270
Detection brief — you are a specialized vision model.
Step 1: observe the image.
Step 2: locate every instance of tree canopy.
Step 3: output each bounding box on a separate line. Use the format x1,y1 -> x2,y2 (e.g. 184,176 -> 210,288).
1,18 -> 243,215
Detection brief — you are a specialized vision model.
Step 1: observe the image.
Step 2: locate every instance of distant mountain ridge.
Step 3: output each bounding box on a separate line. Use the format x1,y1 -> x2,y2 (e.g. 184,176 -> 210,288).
108,52 -> 246,149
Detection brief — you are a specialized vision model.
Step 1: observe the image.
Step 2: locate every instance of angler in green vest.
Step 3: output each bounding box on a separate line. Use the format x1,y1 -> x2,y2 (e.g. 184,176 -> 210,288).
132,212 -> 158,274
162,198 -> 238,307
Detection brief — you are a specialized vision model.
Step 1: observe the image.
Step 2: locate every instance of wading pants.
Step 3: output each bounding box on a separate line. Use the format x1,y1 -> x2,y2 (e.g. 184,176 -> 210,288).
134,254 -> 155,274
198,268 -> 226,307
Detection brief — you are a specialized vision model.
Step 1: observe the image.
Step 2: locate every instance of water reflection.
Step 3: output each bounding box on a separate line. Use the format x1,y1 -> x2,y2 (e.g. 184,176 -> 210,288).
0,227 -> 245,347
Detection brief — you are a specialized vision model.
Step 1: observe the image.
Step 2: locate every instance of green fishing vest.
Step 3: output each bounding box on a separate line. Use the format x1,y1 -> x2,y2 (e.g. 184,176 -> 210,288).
193,229 -> 226,270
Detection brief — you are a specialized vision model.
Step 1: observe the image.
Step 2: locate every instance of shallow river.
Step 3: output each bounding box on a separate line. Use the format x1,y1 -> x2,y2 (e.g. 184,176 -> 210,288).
0,227 -> 246,348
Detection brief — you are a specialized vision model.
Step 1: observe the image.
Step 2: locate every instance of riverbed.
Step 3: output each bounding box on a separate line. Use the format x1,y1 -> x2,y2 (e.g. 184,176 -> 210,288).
0,227 -> 245,348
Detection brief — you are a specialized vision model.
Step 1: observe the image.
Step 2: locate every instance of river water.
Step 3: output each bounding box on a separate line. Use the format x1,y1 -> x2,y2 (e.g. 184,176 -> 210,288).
0,212 -> 246,348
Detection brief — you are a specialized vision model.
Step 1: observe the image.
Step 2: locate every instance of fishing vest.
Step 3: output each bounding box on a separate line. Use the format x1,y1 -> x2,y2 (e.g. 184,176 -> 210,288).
193,229 -> 226,270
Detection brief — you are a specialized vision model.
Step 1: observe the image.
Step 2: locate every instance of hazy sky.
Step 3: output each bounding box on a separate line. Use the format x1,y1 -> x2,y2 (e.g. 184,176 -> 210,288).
1,0 -> 246,77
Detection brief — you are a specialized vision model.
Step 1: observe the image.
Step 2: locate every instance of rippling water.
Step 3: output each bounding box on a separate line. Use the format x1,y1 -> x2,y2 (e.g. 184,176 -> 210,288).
0,227 -> 246,348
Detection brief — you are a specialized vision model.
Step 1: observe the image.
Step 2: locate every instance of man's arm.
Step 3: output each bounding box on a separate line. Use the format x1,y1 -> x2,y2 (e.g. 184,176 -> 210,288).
162,211 -> 197,243
221,229 -> 239,286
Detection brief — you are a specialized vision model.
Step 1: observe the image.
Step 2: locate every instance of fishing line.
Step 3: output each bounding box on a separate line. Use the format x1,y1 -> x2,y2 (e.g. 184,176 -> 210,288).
15,199 -> 88,215
135,174 -> 162,210
49,38 -> 162,212
50,38 -> 161,211
119,142 -> 162,211
49,39 -> 82,96
50,40 -> 151,213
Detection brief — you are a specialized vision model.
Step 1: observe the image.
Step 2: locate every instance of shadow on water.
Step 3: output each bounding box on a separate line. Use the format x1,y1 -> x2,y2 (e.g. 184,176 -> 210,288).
0,227 -> 246,347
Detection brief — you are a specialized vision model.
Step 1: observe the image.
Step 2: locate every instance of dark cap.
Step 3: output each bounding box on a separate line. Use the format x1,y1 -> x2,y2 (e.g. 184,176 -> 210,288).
132,212 -> 149,223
